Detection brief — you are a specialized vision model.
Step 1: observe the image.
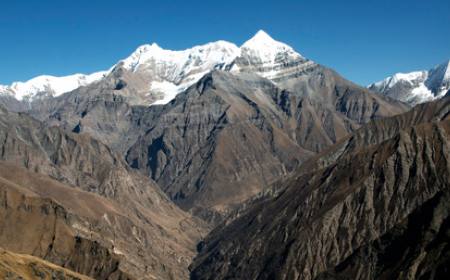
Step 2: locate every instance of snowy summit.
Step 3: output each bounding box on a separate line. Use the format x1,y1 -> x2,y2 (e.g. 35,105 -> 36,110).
369,60 -> 450,106
0,30 -> 307,105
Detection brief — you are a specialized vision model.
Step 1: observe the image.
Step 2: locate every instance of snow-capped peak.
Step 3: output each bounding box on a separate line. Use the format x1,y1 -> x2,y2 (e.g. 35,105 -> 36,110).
371,71 -> 427,92
1,30 -> 310,105
0,71 -> 108,101
369,59 -> 450,106
242,30 -> 278,48
120,40 -> 240,79
240,30 -> 302,63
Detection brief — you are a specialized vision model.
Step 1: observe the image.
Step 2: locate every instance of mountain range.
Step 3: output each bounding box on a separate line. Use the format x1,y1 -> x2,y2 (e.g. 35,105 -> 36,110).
1,30 -> 304,106
368,60 -> 450,106
0,30 -> 448,279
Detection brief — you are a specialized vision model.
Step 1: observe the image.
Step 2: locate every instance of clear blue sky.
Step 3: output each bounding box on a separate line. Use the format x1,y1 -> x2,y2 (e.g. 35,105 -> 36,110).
1,0 -> 449,85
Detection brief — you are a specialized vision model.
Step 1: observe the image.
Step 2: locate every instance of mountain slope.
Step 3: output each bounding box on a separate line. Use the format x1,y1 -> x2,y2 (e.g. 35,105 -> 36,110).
124,69 -> 407,223
190,97 -> 450,279
0,247 -> 93,280
0,107 -> 208,279
368,60 -> 450,105
125,71 -> 313,222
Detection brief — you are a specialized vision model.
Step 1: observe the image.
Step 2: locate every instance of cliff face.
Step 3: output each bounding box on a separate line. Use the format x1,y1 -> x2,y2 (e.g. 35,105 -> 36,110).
190,97 -> 450,280
0,108 -> 208,279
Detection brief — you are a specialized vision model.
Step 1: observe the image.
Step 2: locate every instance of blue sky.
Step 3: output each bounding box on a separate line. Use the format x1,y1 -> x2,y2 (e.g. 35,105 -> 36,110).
0,0 -> 449,85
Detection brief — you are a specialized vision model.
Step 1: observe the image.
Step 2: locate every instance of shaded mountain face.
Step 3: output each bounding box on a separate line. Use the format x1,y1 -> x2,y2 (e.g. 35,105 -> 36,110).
368,60 -> 450,106
190,97 -> 450,280
0,107 -> 208,279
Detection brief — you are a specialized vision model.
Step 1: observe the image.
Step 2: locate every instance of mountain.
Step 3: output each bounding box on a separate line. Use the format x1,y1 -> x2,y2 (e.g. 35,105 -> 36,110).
230,30 -> 314,80
368,60 -> 450,106
0,29 -> 442,280
190,96 -> 450,280
0,30 -> 319,107
123,68 -> 406,222
11,31 -> 407,224
0,71 -> 108,102
0,106 -> 208,279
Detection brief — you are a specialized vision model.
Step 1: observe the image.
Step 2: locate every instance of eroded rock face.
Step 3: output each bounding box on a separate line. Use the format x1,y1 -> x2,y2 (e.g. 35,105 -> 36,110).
0,108 -> 208,279
316,191 -> 450,280
190,98 -> 450,280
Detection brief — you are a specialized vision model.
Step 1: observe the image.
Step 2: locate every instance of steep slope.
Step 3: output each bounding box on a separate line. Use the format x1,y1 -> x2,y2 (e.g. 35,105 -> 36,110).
126,71 -> 313,222
125,69 -> 406,223
266,64 -> 408,152
0,248 -> 93,280
191,98 -> 450,279
369,60 -> 450,105
0,168 -> 132,280
0,107 -> 208,279
304,95 -> 450,173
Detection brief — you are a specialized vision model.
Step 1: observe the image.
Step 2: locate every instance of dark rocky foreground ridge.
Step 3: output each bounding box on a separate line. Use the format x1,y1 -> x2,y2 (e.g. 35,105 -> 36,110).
190,96 -> 450,280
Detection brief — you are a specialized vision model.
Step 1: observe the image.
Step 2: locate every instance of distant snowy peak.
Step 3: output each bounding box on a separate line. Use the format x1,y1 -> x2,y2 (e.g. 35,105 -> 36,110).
0,71 -> 107,101
370,71 -> 428,93
369,60 -> 450,106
